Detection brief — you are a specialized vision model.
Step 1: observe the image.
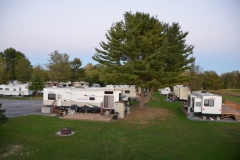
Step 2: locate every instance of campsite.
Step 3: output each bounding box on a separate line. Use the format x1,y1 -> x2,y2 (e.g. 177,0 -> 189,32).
0,3 -> 239,159
0,92 -> 240,159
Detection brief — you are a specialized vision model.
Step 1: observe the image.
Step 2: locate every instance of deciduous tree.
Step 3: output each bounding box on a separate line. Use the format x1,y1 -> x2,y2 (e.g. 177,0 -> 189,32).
45,50 -> 71,85
15,58 -> 32,83
1,48 -> 25,82
93,12 -> 194,109
220,71 -> 240,89
70,58 -> 84,85
29,64 -> 45,97
202,70 -> 222,92
0,55 -> 9,84
185,63 -> 204,91
84,63 -> 106,86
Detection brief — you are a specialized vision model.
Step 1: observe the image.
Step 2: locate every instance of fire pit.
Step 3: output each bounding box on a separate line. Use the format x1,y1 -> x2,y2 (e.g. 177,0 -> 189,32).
60,127 -> 72,135
56,127 -> 75,136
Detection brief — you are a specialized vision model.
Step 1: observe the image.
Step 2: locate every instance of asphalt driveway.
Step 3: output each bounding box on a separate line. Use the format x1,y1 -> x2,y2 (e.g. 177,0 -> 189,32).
0,99 -> 46,118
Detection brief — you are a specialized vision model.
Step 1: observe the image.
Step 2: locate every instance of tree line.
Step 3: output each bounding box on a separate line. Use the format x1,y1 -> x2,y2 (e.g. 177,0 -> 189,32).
185,63 -> 240,91
0,49 -> 238,95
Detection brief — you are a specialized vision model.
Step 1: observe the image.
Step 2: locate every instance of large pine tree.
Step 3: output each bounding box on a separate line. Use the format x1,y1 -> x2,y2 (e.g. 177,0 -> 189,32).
93,12 -> 195,109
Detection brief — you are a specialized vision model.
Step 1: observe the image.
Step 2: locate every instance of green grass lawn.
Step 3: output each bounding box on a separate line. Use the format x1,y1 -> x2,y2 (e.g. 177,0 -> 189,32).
0,93 -> 240,160
221,95 -> 240,103
218,89 -> 240,93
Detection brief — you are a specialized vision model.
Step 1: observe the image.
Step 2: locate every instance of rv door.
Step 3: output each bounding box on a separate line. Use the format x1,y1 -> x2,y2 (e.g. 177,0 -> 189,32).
57,94 -> 62,106
193,97 -> 201,112
104,95 -> 114,109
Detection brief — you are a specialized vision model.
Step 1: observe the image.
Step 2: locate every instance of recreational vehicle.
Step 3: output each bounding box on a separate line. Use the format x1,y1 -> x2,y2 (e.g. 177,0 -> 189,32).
159,87 -> 171,95
187,91 -> 222,115
0,84 -> 32,96
173,85 -> 191,101
107,85 -> 139,101
43,86 -> 124,109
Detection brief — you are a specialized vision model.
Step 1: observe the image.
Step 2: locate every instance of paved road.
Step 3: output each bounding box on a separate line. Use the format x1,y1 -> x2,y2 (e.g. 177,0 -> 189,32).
0,99 -> 47,118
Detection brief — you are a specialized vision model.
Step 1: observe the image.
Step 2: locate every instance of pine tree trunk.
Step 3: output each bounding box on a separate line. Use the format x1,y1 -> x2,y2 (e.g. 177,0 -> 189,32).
138,88 -> 145,110
135,87 -> 155,110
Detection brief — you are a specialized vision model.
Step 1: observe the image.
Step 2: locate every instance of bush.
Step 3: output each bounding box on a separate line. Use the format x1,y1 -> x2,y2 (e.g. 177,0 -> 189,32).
0,103 -> 8,126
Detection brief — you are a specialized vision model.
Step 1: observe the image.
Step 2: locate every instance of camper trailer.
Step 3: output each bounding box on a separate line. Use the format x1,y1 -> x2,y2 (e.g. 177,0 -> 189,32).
173,85 -> 191,101
0,83 -> 32,96
0,84 -> 20,96
159,87 -> 171,95
107,85 -> 139,101
43,86 -> 124,109
187,91 -> 222,115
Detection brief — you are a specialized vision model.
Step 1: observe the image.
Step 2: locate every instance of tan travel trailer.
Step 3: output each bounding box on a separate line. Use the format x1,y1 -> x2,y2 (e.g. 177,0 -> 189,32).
173,85 -> 191,101
107,85 -> 139,101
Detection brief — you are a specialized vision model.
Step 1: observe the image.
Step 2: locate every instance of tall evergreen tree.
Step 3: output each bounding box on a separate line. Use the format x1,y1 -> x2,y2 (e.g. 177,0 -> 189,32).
93,12 -> 194,109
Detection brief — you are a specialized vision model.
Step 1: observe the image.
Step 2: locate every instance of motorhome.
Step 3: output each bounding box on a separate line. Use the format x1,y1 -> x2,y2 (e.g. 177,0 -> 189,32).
173,85 -> 191,100
43,86 -> 124,109
158,87 -> 171,95
187,91 -> 222,115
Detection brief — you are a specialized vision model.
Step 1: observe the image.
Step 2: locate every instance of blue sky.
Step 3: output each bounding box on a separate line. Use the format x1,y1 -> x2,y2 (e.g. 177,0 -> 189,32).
0,0 -> 239,75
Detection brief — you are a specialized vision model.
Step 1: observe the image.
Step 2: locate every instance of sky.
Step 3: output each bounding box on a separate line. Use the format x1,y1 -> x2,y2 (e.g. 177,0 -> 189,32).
0,0 -> 239,75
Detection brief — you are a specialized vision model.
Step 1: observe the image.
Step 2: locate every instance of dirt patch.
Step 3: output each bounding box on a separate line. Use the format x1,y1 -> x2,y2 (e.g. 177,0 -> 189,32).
124,105 -> 174,125
1,144 -> 23,158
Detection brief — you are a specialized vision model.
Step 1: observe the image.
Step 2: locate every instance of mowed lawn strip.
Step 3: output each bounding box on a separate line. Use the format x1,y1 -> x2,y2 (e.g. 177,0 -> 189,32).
0,92 -> 240,160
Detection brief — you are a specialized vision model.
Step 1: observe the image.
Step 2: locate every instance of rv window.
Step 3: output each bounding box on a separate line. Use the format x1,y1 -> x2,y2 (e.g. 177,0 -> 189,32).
196,102 -> 201,107
5,88 -> 9,90
13,88 -> 16,91
48,94 -> 56,100
0,88 -> 2,90
104,91 -> 113,94
204,99 -> 214,107
89,97 -> 95,100
125,90 -> 130,94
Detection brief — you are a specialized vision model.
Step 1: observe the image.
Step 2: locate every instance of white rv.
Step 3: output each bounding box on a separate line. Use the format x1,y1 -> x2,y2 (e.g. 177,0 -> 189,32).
187,91 -> 222,115
43,86 -> 124,109
0,83 -> 32,96
158,87 -> 171,95
107,85 -> 139,101
173,85 -> 191,100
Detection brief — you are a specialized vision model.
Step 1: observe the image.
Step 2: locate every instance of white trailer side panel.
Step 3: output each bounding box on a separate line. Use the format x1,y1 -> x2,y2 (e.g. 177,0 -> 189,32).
202,96 -> 222,114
